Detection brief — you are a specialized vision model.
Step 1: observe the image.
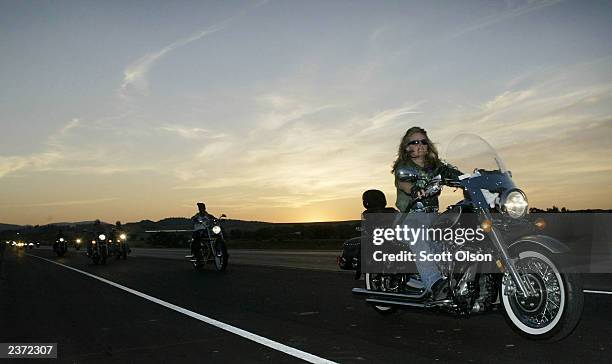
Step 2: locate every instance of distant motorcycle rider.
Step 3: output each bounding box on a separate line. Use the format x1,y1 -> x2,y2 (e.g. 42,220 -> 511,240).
53,229 -> 67,254
111,221 -> 131,257
54,230 -> 65,246
111,221 -> 132,259
88,220 -> 106,252
190,202 -> 216,259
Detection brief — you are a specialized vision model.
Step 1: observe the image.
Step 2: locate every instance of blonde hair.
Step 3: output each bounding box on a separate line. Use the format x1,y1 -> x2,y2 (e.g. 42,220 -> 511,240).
391,126 -> 440,173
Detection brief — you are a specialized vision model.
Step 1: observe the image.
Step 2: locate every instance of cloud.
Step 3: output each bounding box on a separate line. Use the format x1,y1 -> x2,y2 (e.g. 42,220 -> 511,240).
167,97 -> 421,211
119,24 -> 227,97
448,0 -> 562,40
358,102 -> 425,135
157,125 -> 226,140
254,93 -> 342,130
2,198 -> 119,208
118,0 -> 271,98
0,152 -> 62,178
430,65 -> 612,209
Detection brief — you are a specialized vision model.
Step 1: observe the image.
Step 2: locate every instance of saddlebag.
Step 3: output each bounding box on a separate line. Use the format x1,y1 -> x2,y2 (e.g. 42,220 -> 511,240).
338,237 -> 361,271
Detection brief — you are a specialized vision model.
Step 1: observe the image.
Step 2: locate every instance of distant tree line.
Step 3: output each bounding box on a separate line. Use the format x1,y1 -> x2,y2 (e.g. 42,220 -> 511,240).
228,222 -> 359,241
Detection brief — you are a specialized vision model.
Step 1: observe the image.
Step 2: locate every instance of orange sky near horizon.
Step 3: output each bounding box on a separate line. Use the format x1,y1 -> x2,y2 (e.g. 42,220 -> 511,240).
1,1 -> 611,226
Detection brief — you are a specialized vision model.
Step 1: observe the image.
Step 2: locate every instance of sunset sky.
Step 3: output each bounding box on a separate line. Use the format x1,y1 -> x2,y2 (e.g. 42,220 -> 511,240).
1,0 -> 611,225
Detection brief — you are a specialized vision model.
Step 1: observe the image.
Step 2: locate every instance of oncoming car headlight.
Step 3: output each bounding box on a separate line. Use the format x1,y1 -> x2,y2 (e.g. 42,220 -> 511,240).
98,234 -> 106,241
212,226 -> 222,235
502,189 -> 528,218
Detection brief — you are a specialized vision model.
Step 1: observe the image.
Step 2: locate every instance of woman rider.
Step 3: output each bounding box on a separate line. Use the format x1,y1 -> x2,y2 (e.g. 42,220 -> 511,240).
392,126 -> 462,299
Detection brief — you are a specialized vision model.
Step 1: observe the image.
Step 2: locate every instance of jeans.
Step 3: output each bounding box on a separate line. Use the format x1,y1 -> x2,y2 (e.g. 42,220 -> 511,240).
403,213 -> 441,291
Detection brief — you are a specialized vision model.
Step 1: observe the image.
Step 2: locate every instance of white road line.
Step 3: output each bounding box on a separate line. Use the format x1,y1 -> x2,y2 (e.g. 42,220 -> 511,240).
584,290 -> 612,295
27,254 -> 337,364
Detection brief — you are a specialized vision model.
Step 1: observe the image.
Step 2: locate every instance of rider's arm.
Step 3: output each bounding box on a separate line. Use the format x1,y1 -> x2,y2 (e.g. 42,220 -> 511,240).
439,162 -> 463,185
398,181 -> 425,198
395,165 -> 427,200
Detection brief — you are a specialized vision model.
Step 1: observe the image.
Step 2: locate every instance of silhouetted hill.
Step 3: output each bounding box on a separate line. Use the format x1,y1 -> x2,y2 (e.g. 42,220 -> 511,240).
0,223 -> 21,232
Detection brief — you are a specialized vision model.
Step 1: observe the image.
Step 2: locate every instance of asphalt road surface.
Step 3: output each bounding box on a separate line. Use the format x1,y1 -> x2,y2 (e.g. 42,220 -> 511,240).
1,247 -> 611,363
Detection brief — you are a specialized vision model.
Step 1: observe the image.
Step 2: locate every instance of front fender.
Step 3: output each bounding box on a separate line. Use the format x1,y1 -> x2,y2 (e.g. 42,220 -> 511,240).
508,234 -> 570,254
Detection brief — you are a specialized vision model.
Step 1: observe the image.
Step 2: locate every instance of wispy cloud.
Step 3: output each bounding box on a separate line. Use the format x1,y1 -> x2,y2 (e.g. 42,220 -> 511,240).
448,0 -> 562,40
0,152 -> 62,178
254,93 -> 342,130
358,102 -> 425,135
168,97 -> 420,212
119,0 -> 270,98
119,24 -> 227,97
2,198 -> 119,208
157,125 -> 226,140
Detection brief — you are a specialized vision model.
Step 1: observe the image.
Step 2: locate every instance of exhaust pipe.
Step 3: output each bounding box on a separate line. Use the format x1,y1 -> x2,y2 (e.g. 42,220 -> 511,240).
352,287 -> 429,301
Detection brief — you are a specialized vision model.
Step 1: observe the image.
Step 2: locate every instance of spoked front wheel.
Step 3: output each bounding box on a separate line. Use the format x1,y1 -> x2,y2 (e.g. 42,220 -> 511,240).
212,240 -> 228,272
501,249 -> 583,341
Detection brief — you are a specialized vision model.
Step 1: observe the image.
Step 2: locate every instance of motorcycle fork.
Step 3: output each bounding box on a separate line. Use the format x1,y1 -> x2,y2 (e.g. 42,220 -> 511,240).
480,210 -> 536,298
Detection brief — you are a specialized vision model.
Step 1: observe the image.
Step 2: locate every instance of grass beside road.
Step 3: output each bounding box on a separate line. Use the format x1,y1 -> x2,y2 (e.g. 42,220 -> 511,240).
226,239 -> 345,250
131,238 -> 347,250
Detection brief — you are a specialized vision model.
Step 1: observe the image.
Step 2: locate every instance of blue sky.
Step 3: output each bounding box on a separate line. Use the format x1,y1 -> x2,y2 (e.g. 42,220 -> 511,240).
1,0 -> 611,224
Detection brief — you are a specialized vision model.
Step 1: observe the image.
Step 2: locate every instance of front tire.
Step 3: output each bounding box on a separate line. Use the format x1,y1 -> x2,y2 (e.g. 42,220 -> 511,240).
501,249 -> 583,341
213,240 -> 228,272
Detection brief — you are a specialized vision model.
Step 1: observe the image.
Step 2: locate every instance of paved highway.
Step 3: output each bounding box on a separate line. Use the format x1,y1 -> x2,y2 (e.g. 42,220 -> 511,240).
1,247 -> 611,363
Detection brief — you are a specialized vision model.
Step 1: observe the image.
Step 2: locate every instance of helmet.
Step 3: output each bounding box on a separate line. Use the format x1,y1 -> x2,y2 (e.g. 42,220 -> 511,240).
362,190 -> 387,210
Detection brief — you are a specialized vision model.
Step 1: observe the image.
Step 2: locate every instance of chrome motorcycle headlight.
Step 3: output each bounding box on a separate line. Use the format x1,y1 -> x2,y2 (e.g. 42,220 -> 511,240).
503,190 -> 528,218
98,234 -> 106,241
212,226 -> 222,234
120,233 -> 127,240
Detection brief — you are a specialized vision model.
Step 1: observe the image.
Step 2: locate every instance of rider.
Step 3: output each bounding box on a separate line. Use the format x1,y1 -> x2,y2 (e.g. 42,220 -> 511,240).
88,220 -> 106,254
54,229 -> 66,252
392,127 -> 462,299
190,202 -> 216,259
112,221 -> 131,255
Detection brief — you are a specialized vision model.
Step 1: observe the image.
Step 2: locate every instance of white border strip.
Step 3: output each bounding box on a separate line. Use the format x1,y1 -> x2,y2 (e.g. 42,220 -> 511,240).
584,290 -> 612,295
27,254 -> 336,364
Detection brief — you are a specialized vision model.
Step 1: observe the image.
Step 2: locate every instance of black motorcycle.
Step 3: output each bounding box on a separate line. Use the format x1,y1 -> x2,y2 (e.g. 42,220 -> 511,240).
109,233 -> 129,260
186,214 -> 229,272
349,134 -> 583,342
87,233 -> 109,265
74,238 -> 82,251
53,237 -> 68,257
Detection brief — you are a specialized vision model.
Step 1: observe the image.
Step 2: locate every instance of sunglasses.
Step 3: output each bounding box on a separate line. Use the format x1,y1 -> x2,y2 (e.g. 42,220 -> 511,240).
407,139 -> 428,146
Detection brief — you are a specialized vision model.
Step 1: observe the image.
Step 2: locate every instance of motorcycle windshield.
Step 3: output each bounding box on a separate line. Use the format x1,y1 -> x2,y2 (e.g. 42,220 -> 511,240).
445,134 -> 508,175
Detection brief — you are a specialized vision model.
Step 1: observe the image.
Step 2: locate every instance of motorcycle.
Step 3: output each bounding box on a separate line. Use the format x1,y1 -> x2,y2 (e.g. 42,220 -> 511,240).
186,214 -> 229,272
53,237 -> 68,257
74,238 -> 82,251
87,233 -> 109,265
109,233 -> 130,260
349,134 -> 583,342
